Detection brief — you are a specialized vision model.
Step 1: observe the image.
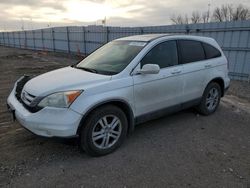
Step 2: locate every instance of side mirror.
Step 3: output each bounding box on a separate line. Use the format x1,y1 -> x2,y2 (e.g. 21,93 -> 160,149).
137,64 -> 160,75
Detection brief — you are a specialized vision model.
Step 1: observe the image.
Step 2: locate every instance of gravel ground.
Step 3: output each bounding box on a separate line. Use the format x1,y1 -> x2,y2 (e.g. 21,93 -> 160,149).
0,46 -> 250,188
227,80 -> 250,102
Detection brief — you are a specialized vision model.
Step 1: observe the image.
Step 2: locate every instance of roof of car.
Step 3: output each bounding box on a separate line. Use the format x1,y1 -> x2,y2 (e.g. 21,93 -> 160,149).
115,34 -> 172,42
115,34 -> 214,43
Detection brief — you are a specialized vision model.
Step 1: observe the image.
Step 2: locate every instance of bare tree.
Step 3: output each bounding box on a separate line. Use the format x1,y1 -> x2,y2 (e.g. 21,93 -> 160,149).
170,14 -> 189,24
233,4 -> 250,20
221,4 -> 229,21
212,4 -> 250,22
228,5 -> 234,21
202,12 -> 207,23
221,4 -> 234,21
170,4 -> 250,24
191,11 -> 201,23
213,7 -> 223,22
202,11 -> 210,23
184,14 -> 189,24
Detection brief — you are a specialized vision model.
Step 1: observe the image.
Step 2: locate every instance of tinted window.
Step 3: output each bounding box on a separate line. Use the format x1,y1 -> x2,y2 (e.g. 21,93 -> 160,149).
141,41 -> 178,68
178,40 -> 205,64
202,43 -> 221,59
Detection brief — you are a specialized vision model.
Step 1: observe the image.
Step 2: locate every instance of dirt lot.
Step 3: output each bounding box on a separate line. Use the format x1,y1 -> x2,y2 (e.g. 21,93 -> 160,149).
0,46 -> 250,188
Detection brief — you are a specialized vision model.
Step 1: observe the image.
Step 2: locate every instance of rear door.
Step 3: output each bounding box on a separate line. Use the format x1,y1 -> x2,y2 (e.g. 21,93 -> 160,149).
202,42 -> 224,74
133,40 -> 183,118
177,40 -> 208,103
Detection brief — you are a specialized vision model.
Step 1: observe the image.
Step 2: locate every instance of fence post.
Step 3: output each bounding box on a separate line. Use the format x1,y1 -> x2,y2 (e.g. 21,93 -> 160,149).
24,30 -> 27,48
1,33 -> 3,45
7,32 -> 10,46
66,27 -> 70,54
82,26 -> 86,56
140,27 -> 144,35
19,32 -> 21,48
32,30 -> 35,49
41,29 -> 44,50
4,33 -> 6,46
2,33 -> 4,45
4,33 -> 6,45
0,33 -> 2,45
13,32 -> 15,47
106,26 -> 109,43
52,28 -> 55,52
185,25 -> 190,34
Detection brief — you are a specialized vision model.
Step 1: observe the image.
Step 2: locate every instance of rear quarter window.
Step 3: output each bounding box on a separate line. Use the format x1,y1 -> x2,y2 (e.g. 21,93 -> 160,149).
202,43 -> 221,59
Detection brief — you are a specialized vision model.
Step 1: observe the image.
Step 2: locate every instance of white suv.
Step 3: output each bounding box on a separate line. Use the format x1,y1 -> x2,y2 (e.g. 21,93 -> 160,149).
7,34 -> 230,156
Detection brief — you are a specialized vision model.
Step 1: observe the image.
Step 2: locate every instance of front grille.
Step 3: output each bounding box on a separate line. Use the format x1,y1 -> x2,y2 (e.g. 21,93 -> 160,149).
15,76 -> 42,113
15,75 -> 30,102
21,90 -> 36,106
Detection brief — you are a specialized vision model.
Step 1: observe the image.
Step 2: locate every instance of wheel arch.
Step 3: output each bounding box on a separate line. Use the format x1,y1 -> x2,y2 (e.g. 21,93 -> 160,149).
77,99 -> 135,136
207,77 -> 225,97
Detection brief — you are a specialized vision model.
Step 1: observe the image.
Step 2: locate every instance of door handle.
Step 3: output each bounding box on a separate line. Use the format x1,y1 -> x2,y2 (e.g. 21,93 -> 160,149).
171,70 -> 181,74
205,64 -> 212,68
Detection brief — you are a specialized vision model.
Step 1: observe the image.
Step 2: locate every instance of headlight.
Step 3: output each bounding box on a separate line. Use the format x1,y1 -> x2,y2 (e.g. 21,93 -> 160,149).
38,90 -> 82,108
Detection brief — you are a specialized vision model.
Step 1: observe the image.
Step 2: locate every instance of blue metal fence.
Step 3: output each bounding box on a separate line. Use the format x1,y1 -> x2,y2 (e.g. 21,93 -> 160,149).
0,21 -> 250,81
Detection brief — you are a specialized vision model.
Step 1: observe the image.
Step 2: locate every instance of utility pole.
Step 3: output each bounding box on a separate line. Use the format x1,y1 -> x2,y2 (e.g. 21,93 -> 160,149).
207,3 -> 211,23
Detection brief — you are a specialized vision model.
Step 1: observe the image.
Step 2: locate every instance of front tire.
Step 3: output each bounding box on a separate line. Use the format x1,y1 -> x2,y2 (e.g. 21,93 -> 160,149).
79,105 -> 128,157
197,82 -> 221,115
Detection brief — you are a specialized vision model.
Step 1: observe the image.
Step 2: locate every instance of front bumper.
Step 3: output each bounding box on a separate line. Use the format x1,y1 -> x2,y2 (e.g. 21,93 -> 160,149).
7,78 -> 83,137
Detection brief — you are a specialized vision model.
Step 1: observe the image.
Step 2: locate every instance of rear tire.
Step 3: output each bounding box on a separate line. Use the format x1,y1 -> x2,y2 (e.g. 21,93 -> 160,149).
197,82 -> 221,115
79,105 -> 128,157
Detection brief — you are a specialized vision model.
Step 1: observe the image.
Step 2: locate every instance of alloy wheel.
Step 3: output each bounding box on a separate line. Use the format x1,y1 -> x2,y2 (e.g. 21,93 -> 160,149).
206,87 -> 219,111
91,115 -> 122,149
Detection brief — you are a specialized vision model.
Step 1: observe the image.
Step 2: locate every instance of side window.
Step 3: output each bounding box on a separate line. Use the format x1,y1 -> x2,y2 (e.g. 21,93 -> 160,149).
178,40 -> 205,64
202,43 -> 221,59
141,41 -> 178,68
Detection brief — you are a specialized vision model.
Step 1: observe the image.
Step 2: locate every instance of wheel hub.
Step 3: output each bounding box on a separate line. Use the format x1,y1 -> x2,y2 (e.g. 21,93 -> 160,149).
91,115 -> 122,149
206,87 -> 219,111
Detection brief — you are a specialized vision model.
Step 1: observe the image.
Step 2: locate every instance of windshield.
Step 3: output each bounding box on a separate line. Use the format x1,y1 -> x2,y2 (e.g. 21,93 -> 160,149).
76,40 -> 147,75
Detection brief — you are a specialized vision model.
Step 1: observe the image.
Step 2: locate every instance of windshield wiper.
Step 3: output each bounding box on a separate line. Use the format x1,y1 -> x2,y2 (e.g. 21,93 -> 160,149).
74,66 -> 98,73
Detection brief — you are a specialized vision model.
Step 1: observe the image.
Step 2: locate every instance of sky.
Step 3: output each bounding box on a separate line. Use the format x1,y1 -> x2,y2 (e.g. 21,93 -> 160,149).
0,0 -> 249,31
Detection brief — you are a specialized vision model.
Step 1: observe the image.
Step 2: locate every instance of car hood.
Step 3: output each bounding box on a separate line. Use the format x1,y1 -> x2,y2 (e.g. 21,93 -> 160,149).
23,66 -> 111,96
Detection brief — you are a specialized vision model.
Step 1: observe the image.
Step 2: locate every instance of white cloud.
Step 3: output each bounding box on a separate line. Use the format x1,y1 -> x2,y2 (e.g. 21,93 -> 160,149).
0,0 -> 249,30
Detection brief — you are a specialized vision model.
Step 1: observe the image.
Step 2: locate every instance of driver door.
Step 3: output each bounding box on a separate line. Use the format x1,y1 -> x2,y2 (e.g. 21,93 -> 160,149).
132,40 -> 184,119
